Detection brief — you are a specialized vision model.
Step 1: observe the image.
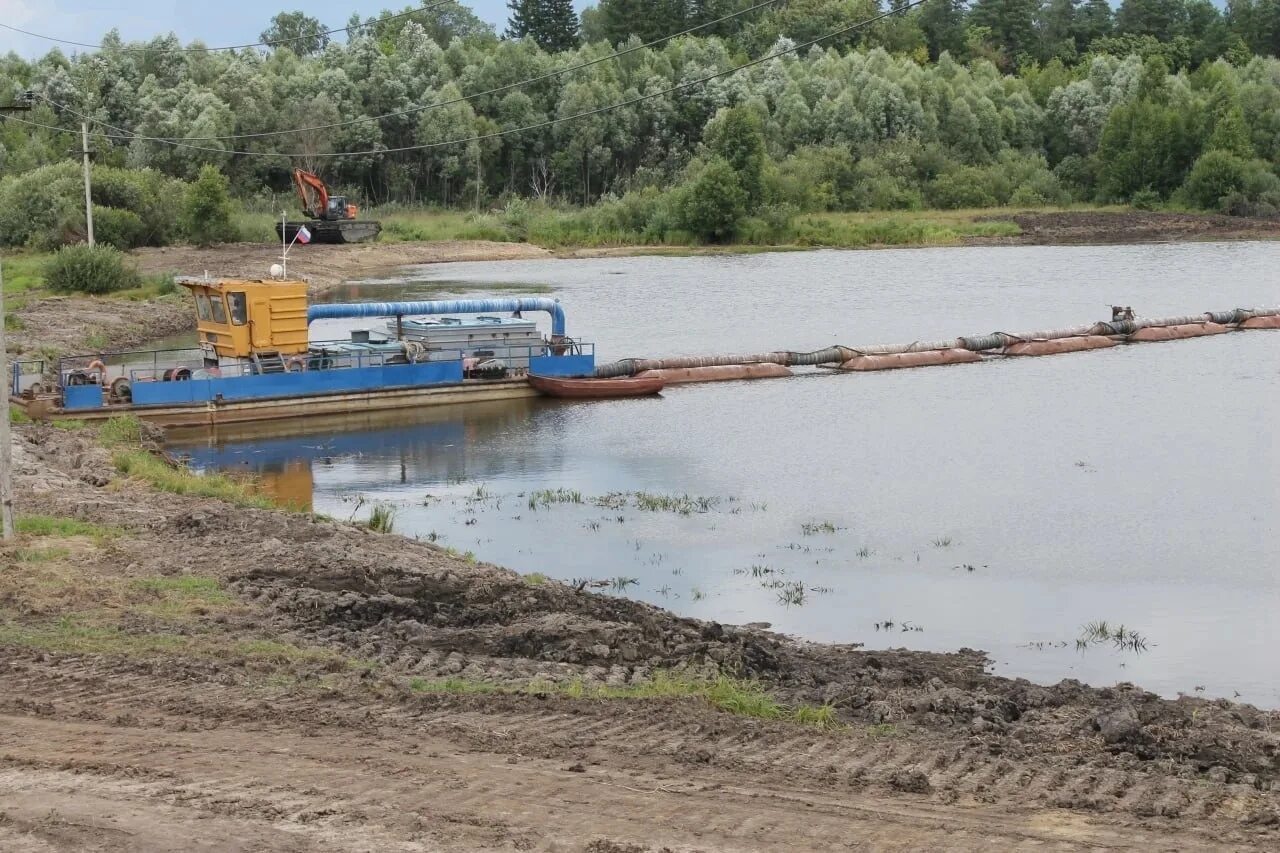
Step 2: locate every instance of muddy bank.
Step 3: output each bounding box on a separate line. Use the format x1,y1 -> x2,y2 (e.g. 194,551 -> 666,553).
974,209 -> 1280,246
130,239 -> 552,292
3,422 -> 1278,851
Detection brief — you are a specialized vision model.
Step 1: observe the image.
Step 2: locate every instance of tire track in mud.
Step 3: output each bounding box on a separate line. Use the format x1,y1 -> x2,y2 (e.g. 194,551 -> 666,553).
4,652 -> 1276,850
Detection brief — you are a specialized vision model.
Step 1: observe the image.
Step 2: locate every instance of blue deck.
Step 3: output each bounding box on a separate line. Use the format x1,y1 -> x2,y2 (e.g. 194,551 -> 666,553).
55,353 -> 596,412
125,361 -> 464,408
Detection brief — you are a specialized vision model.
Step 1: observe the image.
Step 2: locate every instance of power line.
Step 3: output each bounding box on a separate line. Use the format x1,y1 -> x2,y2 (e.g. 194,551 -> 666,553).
0,1 -> 455,54
7,0 -> 928,161
41,0 -> 787,142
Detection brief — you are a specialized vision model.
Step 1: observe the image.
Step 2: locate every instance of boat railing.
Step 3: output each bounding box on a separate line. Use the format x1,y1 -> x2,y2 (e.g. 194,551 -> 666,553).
56,348 -> 209,389
11,359 -> 49,396
22,339 -> 595,397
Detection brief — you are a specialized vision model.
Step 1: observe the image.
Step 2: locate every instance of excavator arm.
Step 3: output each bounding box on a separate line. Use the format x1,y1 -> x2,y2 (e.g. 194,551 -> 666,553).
291,168 -> 329,220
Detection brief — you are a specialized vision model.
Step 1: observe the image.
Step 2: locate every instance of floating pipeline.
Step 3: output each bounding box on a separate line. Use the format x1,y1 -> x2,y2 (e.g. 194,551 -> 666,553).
634,364 -> 794,383
593,306 -> 1280,379
840,349 -> 981,371
1002,335 -> 1117,356
1129,322 -> 1230,342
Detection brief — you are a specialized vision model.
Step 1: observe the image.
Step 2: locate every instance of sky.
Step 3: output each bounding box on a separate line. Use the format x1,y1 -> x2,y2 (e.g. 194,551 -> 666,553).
0,1 -> 592,58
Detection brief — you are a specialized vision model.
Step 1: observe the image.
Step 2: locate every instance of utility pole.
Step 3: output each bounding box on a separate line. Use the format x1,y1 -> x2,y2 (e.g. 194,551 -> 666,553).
81,122 -> 95,246
0,256 -> 13,540
0,94 -> 37,538
475,146 -> 482,214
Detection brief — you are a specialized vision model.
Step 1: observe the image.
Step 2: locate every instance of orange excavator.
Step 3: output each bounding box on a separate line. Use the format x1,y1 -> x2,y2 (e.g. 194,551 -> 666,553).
275,168 -> 382,245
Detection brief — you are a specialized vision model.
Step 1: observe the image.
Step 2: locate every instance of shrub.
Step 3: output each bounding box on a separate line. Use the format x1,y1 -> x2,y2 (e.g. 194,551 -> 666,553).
183,165 -> 238,246
1184,151 -> 1247,208
92,206 -> 147,250
45,244 -> 141,295
0,163 -> 189,250
927,169 -> 997,209
1182,150 -> 1248,210
677,158 -> 748,242
1053,154 -> 1096,198
1130,187 -> 1162,210
0,162 -> 84,249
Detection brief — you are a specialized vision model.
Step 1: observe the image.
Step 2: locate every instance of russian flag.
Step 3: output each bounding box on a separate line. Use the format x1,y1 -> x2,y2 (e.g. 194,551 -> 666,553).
296,225 -> 312,244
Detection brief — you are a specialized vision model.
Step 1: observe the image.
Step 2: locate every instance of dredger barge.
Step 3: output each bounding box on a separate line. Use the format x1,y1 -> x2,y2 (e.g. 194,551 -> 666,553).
9,276 -> 598,427
7,271 -> 1278,429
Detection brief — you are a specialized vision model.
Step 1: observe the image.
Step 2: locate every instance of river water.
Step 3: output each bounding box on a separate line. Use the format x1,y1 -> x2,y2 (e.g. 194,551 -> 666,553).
168,242 -> 1280,706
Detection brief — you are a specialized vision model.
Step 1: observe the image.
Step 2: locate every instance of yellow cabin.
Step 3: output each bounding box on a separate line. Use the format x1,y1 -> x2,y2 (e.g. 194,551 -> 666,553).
181,279 -> 309,360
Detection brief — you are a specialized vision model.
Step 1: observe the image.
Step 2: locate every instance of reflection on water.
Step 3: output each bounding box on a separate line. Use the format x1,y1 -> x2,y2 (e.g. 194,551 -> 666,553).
169,242 -> 1280,707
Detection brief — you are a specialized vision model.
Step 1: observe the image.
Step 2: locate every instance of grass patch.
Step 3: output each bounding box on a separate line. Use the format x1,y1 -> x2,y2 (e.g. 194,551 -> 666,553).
524,572 -> 549,586
110,274 -> 180,302
410,670 -> 841,728
15,515 -> 120,538
232,638 -> 362,667
131,576 -> 230,603
527,488 -> 583,510
409,675 -> 503,694
14,546 -> 71,563
113,449 -> 272,508
0,251 -> 51,295
801,520 -> 839,535
98,414 -> 144,445
0,618 -> 190,656
10,408 -> 32,425
0,616 -> 359,670
366,503 -> 396,533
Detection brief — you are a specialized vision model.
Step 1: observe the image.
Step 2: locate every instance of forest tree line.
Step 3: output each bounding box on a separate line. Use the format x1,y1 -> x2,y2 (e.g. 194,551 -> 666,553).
2,0 -> 1280,248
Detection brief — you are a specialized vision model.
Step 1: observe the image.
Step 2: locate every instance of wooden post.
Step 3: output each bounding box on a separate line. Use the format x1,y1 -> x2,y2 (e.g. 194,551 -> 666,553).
0,255 -> 14,539
81,122 -> 95,246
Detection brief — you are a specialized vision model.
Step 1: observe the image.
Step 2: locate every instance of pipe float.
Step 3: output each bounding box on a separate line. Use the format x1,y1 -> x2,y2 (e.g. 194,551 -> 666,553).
840,349 -> 981,370
308,298 -> 567,338
1129,322 -> 1229,341
594,305 -> 1280,377
635,364 -> 794,383
1002,336 -> 1117,356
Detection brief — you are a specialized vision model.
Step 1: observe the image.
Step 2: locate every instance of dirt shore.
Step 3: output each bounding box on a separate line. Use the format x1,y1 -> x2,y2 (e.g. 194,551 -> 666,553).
2,422 -> 1278,850
8,210 -> 1278,362
976,210 -> 1280,246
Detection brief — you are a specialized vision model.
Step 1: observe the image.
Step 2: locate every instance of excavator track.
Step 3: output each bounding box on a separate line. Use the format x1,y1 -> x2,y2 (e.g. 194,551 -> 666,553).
276,219 -> 382,244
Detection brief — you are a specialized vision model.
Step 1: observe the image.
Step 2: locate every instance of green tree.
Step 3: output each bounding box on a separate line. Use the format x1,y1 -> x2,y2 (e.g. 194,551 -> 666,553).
183,165 -> 237,246
919,0 -> 969,60
968,0 -> 1040,66
704,106 -> 766,208
1181,149 -> 1247,208
1076,0 -> 1114,44
1207,105 -> 1254,157
260,11 -> 329,55
1096,98 -> 1197,200
1115,0 -> 1188,42
506,0 -> 580,53
678,157 -> 748,241
597,0 -> 687,44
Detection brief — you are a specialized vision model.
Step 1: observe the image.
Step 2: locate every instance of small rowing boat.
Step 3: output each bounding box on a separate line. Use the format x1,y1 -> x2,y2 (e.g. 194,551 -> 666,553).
527,373 -> 664,399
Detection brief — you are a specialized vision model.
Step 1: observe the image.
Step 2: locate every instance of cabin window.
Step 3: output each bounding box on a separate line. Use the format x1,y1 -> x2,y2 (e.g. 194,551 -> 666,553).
227,292 -> 247,325
209,295 -> 228,324
195,294 -> 212,322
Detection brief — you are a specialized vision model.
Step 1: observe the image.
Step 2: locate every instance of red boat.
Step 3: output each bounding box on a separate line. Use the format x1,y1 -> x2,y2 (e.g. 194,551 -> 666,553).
527,373 -> 665,399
